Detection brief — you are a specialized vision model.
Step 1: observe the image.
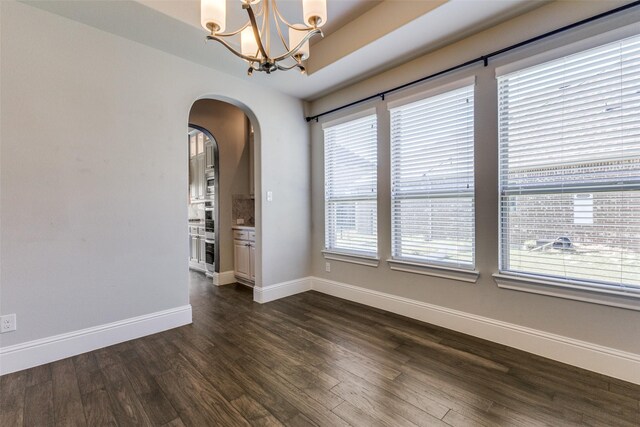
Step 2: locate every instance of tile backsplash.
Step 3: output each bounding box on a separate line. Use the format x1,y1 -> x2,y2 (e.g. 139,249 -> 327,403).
232,194 -> 255,226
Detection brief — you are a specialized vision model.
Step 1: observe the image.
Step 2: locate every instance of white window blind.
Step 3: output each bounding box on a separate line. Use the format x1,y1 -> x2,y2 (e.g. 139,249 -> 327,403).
498,34 -> 640,296
390,85 -> 475,269
324,114 -> 378,256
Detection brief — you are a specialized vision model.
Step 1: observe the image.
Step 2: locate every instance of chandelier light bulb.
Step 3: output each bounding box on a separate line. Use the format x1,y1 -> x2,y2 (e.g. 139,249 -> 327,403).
289,25 -> 311,60
302,0 -> 327,28
201,0 -> 226,33
241,27 -> 261,58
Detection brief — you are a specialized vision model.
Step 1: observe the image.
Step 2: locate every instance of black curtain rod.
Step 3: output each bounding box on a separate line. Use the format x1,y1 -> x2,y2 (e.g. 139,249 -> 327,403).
305,0 -> 640,123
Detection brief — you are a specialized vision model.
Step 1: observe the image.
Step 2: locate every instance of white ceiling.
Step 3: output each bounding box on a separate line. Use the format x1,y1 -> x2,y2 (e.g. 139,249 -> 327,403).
23,0 -> 548,100
138,0 -> 382,43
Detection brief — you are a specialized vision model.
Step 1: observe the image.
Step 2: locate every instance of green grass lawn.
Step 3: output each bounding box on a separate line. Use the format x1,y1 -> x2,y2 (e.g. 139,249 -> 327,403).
336,230 -> 639,286
507,246 -> 640,286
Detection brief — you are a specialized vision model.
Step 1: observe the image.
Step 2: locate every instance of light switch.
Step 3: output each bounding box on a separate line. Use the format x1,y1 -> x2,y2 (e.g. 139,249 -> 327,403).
267,191 -> 273,202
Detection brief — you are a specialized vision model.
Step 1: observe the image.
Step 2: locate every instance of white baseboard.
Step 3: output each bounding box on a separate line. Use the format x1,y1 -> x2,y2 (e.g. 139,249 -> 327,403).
254,277 -> 312,304
212,270 -> 236,286
0,305 -> 192,376
8,274 -> 637,384
189,263 -> 206,273
311,277 -> 640,385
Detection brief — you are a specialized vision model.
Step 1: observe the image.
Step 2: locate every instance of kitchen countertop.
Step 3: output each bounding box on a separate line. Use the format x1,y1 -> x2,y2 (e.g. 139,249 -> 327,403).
232,225 -> 255,230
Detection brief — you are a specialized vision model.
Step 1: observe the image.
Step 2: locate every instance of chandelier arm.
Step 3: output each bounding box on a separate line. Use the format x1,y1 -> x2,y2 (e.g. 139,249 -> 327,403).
274,11 -> 290,51
261,2 -> 268,53
276,61 -> 305,73
272,0 -> 298,30
243,3 -> 269,60
215,1 -> 265,38
206,35 -> 260,63
271,28 -> 322,62
272,0 -> 315,31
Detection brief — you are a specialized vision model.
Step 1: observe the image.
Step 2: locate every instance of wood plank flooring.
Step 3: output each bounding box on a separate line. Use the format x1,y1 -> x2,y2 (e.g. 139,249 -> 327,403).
2,271 -> 639,426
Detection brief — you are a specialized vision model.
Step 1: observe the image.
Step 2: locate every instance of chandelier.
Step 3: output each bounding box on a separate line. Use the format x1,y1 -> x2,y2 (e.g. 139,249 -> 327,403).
201,0 -> 327,75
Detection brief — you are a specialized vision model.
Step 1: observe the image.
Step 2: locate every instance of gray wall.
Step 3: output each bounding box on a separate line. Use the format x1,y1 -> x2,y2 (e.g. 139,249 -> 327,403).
0,0 -> 310,347
308,1 -> 640,354
189,99 -> 251,273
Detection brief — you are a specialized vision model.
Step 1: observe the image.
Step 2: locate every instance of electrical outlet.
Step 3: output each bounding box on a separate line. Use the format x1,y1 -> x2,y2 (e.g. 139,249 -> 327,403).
267,191 -> 273,202
0,314 -> 16,333
325,262 -> 331,272
237,218 -> 245,225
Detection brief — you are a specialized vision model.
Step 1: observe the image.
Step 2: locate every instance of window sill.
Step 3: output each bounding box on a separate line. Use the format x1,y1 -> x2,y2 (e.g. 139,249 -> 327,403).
493,273 -> 640,312
387,259 -> 479,283
322,250 -> 379,267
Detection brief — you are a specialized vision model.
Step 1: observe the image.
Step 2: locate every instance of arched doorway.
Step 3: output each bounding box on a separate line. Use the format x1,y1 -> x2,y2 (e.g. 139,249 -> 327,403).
188,98 -> 259,288
187,124 -> 219,275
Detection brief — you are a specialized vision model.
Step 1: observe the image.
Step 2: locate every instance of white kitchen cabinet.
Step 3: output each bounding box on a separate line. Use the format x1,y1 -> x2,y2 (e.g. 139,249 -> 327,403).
205,140 -> 214,172
196,154 -> 205,200
189,223 -> 206,273
190,134 -> 197,158
234,240 -> 250,279
249,243 -> 255,281
189,235 -> 198,262
189,130 -> 207,203
197,132 -> 204,155
189,153 -> 207,203
189,157 -> 197,202
233,227 -> 255,286
198,235 -> 206,266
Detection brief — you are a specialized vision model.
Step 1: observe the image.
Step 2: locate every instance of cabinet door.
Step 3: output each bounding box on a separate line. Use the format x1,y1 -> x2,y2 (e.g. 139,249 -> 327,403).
190,135 -> 197,158
189,158 -> 197,201
234,241 -> 250,279
199,238 -> 206,265
197,154 -> 205,199
249,243 -> 256,281
190,236 -> 198,262
197,132 -> 204,155
205,142 -> 214,171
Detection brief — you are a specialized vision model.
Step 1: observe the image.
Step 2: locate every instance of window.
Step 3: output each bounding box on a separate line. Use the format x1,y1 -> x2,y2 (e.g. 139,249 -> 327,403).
324,114 -> 378,257
498,34 -> 640,296
390,84 -> 475,269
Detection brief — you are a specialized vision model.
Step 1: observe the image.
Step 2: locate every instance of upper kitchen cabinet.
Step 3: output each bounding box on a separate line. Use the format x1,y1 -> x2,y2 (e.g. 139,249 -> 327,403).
196,132 -> 204,155
205,139 -> 215,173
189,129 -> 210,204
196,154 -> 205,200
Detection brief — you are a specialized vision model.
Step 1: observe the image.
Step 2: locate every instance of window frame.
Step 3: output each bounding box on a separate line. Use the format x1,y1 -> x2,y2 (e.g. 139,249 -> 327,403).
494,28 -> 640,306
322,109 -> 379,262
387,78 -> 478,278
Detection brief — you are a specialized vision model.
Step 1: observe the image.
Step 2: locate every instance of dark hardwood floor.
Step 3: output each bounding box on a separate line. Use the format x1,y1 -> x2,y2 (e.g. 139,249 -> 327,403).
2,271 -> 639,426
